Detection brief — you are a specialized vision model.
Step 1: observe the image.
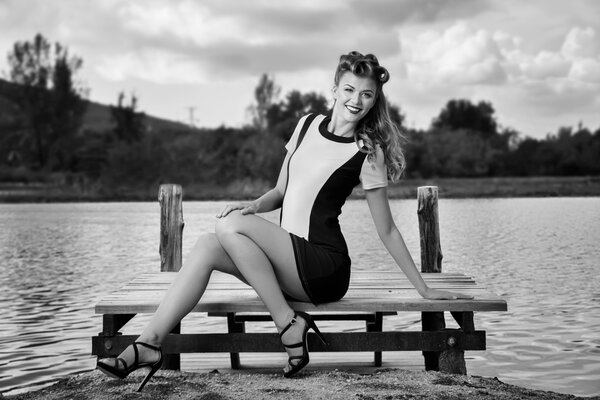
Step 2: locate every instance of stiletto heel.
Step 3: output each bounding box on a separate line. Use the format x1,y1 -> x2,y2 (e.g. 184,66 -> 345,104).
298,311 -> 328,346
136,361 -> 161,392
96,341 -> 162,392
279,311 -> 328,378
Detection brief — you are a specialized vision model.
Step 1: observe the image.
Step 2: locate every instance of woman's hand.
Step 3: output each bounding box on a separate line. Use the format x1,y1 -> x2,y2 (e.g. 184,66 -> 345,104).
216,201 -> 259,218
422,287 -> 474,300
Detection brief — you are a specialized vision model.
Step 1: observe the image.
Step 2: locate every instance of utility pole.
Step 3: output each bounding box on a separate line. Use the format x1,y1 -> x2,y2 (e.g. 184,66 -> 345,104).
187,106 -> 197,127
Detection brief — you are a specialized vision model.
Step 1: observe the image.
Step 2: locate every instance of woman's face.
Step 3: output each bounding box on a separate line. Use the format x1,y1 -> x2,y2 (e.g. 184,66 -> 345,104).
332,72 -> 377,123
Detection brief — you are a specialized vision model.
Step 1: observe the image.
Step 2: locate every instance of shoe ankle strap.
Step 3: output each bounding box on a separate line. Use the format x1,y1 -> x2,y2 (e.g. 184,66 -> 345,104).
135,341 -> 161,352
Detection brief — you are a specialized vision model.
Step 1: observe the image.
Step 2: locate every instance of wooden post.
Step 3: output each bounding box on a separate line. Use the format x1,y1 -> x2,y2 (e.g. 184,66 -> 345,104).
417,186 -> 442,273
158,184 -> 184,369
418,186 -> 465,374
159,184 -> 184,273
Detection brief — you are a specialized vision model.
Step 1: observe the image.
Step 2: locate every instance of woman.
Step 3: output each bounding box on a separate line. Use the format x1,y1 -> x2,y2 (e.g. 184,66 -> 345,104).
96,51 -> 472,391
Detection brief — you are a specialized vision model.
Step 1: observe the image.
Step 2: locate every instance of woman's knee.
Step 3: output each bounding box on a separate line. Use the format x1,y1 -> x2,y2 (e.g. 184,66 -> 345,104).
214,211 -> 246,238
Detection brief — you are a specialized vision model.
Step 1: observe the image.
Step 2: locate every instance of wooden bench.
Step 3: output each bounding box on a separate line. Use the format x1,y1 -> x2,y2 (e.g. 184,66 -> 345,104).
91,184 -> 507,374
91,269 -> 506,374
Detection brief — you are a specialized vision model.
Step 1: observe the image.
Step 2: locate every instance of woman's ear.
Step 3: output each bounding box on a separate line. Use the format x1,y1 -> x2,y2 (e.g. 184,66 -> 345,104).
332,85 -> 338,100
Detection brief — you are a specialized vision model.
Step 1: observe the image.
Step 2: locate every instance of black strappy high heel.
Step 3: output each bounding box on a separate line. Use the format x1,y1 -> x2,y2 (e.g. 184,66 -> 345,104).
279,311 -> 328,378
96,341 -> 163,392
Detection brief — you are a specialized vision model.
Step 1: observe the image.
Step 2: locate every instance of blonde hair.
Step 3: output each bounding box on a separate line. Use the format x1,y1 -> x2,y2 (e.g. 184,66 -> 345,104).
333,51 -> 406,181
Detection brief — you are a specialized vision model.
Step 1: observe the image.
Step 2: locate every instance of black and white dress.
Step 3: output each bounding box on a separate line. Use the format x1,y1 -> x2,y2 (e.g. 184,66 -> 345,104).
281,114 -> 388,304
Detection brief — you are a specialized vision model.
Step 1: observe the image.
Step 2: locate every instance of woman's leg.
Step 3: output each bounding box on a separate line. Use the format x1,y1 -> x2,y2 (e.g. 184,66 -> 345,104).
99,232 -> 245,366
101,211 -> 311,370
214,211 -> 310,327
214,211 -> 314,373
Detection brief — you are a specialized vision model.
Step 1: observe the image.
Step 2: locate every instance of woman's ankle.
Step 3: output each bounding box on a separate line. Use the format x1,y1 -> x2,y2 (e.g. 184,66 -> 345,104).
275,309 -> 297,332
137,332 -> 162,347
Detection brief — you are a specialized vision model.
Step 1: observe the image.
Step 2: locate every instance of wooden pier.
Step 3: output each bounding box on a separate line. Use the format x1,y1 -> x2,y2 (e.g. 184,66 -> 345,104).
91,185 -> 507,375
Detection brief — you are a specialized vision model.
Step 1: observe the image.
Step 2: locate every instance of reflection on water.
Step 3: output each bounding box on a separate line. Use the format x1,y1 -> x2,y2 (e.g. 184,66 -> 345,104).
0,199 -> 599,396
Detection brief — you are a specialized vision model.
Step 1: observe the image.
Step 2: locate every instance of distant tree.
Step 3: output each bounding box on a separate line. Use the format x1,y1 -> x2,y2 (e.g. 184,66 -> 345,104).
420,128 -> 496,177
266,90 -> 329,141
6,33 -> 87,169
432,99 -> 498,138
48,44 -> 88,170
247,73 -> 280,134
110,92 -> 146,143
389,104 -> 406,130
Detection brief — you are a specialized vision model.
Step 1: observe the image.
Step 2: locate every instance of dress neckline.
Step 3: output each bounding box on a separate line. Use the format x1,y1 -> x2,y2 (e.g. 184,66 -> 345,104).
318,116 -> 355,144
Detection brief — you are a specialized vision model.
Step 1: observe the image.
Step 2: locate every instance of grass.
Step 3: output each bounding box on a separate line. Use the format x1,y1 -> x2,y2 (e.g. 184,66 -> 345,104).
1,176 -> 599,203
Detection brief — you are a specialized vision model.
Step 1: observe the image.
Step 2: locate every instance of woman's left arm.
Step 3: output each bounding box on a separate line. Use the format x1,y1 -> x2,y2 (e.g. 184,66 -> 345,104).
365,187 -> 473,300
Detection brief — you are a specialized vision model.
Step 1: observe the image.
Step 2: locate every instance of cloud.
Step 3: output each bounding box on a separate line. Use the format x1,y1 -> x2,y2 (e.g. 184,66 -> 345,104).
0,0 -> 490,86
402,21 -> 507,85
561,26 -> 599,58
89,0 -> 406,83
350,0 -> 489,25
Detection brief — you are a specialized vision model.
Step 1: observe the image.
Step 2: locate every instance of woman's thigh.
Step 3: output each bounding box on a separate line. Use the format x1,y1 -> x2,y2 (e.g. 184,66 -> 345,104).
215,211 -> 310,302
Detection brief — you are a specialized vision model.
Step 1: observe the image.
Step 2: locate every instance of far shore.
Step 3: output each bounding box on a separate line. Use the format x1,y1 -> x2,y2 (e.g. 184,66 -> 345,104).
1,176 -> 599,203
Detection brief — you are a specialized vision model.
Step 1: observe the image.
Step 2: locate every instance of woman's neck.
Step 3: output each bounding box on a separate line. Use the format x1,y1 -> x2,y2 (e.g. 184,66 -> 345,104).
328,113 -> 357,138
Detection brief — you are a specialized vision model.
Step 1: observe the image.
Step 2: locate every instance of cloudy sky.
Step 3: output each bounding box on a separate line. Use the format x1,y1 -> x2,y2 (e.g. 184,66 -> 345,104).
1,0 -> 599,138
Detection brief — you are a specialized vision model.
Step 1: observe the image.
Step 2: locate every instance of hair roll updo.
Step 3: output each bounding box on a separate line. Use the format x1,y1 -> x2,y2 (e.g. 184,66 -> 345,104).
334,51 -> 406,181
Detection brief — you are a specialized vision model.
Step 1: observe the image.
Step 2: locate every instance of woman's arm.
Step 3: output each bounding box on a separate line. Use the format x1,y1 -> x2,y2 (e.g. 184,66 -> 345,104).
216,152 -> 291,218
365,187 -> 473,300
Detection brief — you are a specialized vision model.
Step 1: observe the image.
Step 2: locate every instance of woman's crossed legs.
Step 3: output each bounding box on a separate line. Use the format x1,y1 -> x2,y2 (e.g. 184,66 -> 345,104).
99,211 -> 311,374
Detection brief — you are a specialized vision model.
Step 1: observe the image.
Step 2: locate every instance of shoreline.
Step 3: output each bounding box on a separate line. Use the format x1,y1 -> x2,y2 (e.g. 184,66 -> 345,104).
1,176 -> 600,203
4,368 -> 595,400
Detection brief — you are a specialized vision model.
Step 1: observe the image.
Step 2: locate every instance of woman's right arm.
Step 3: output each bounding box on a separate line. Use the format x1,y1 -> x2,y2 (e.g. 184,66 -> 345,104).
216,152 -> 291,218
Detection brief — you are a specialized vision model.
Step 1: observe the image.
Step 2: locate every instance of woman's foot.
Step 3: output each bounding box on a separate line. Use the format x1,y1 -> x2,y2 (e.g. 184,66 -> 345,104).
98,342 -> 161,373
97,342 -> 163,392
278,313 -> 308,375
278,311 -> 327,377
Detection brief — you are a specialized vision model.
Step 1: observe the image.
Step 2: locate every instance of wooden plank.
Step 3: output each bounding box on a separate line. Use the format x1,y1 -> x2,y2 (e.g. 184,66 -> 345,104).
95,270 -> 507,315
96,296 -> 506,314
92,331 -> 487,356
120,281 -> 479,290
98,288 -> 490,301
98,286 -> 497,298
127,271 -> 473,280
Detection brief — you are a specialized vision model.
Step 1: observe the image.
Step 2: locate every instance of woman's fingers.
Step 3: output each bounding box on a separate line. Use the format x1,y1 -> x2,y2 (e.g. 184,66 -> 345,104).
217,203 -> 254,218
216,204 -> 235,218
424,288 -> 474,300
447,291 -> 473,300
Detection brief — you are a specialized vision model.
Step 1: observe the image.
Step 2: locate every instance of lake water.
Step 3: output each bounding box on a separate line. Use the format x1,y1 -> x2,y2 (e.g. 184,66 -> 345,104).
1,198 -> 599,397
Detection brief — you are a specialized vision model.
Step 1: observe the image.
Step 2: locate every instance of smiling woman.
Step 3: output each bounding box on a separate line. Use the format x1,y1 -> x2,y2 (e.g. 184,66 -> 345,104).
95,50 -> 473,392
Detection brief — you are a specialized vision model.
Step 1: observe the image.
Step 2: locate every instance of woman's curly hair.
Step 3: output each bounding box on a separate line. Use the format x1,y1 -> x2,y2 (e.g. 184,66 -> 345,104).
334,51 -> 406,182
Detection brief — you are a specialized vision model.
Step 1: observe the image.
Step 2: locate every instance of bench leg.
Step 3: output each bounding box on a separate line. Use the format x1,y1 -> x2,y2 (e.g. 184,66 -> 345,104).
421,311 -> 445,371
227,313 -> 245,369
451,311 -> 474,332
438,335 -> 466,375
101,314 -> 135,336
162,323 -> 181,370
96,314 -> 135,357
435,311 -> 474,375
366,312 -> 383,366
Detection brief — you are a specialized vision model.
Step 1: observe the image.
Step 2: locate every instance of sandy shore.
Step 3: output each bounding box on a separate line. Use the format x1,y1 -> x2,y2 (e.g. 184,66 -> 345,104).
5,368 -> 595,400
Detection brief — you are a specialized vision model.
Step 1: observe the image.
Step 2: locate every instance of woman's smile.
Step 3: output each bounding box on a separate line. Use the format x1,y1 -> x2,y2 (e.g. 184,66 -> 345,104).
332,71 -> 377,126
345,104 -> 362,114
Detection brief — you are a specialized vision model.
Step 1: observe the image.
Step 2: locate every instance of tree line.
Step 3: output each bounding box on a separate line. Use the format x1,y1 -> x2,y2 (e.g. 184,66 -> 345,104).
1,34 -> 599,197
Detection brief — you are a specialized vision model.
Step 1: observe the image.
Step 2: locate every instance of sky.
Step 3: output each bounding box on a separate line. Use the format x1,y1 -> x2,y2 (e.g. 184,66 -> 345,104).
0,0 -> 599,139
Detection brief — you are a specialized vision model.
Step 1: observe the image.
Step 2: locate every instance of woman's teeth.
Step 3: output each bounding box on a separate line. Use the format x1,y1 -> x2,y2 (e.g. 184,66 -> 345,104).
345,105 -> 361,114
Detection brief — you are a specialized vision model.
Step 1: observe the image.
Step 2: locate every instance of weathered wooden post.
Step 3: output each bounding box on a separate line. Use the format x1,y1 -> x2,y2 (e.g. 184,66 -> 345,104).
158,184 -> 184,369
159,184 -> 184,272
418,186 -> 466,374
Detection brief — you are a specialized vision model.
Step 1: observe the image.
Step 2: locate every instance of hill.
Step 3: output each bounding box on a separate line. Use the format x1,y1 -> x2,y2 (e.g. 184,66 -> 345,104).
0,77 -> 194,136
